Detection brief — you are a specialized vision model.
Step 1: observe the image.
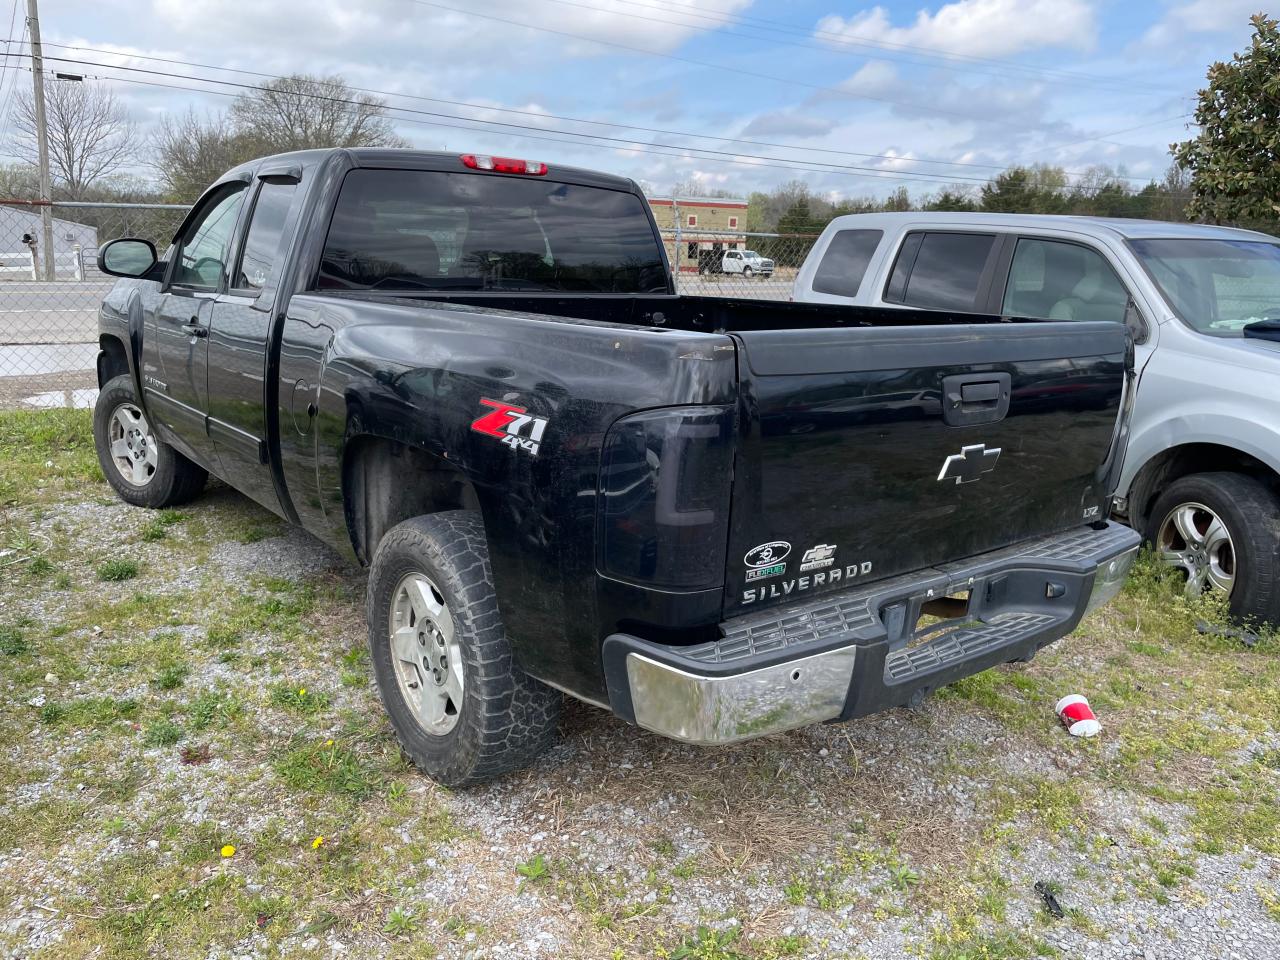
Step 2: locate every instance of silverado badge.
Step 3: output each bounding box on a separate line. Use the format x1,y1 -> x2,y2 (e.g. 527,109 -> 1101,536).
937,443 -> 1001,484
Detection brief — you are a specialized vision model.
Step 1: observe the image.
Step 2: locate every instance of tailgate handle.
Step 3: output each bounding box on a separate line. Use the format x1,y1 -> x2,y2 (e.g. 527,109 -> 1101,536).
942,373 -> 1011,427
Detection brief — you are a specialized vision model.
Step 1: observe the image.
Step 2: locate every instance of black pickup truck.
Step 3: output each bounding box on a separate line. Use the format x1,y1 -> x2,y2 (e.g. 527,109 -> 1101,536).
93,148 -> 1140,785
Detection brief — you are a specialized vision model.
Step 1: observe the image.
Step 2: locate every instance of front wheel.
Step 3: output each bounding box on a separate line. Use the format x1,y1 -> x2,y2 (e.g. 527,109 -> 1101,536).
93,375 -> 207,508
1144,471 -> 1280,626
743,266 -> 754,277
367,512 -> 562,787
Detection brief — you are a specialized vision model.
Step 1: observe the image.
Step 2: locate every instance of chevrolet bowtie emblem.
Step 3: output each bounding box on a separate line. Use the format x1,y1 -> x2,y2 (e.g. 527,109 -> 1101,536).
938,443 -> 1002,484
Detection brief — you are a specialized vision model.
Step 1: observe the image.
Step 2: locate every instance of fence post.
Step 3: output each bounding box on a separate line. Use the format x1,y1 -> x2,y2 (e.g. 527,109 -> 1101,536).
72,244 -> 83,281
27,246 -> 37,280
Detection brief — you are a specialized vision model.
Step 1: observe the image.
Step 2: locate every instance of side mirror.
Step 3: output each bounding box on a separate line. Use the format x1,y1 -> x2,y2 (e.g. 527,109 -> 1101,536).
98,238 -> 158,279
1123,298 -> 1149,345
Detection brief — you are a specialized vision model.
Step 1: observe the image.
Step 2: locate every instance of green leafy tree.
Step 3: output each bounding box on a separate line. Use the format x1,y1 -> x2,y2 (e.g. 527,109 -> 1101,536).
1173,14 -> 1280,226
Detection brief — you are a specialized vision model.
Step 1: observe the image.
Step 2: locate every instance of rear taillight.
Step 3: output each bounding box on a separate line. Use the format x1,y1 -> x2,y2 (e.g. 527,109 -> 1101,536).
598,406 -> 734,590
460,154 -> 548,175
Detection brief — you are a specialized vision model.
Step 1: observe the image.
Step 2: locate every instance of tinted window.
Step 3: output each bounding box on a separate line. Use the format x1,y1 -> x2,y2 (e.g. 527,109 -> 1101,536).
235,182 -> 298,291
891,232 -> 995,311
1003,238 -> 1128,323
173,186 -> 246,289
318,169 -> 668,293
812,229 -> 882,298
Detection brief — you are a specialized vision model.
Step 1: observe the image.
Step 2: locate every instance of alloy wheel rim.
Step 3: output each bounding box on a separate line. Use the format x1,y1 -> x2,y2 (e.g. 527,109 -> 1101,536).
1156,501 -> 1236,599
388,572 -> 464,735
108,402 -> 158,487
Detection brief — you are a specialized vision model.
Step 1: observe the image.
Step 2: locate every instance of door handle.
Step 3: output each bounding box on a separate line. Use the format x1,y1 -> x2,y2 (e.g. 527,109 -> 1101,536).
941,372 -> 1011,426
180,320 -> 207,338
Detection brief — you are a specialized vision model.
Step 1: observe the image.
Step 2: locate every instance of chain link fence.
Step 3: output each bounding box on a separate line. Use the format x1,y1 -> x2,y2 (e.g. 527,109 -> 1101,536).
1,200 -> 189,409
663,230 -> 814,301
1,198 -> 815,410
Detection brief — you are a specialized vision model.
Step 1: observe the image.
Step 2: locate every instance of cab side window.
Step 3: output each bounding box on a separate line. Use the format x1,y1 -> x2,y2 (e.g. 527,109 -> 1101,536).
885,232 -> 997,311
234,181 -> 299,292
812,228 -> 882,298
172,185 -> 247,290
1002,238 -> 1129,323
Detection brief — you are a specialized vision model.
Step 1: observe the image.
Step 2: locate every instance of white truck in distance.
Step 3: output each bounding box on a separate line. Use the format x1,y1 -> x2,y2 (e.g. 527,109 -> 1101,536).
722,249 -> 773,277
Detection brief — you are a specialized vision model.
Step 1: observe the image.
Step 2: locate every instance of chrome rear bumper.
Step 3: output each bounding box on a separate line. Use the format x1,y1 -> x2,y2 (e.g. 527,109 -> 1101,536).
604,523 -> 1140,745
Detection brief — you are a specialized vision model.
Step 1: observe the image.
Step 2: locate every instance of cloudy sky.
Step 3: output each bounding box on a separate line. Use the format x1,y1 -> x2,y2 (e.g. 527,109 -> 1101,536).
0,0 -> 1264,201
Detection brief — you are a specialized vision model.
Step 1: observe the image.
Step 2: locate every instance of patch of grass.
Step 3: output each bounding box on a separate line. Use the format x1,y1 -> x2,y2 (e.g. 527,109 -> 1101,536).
0,409 -> 99,506
269,684 -> 330,714
274,739 -> 381,800
153,663 -> 189,691
140,520 -> 168,542
39,696 -> 139,731
187,691 -> 242,731
0,625 -> 27,656
144,719 -> 183,747
668,925 -> 746,960
97,558 -> 140,582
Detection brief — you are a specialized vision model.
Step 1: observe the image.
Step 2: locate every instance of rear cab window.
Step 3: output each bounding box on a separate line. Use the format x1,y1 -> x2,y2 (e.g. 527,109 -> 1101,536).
317,168 -> 668,294
812,229 -> 882,298
884,231 -> 998,311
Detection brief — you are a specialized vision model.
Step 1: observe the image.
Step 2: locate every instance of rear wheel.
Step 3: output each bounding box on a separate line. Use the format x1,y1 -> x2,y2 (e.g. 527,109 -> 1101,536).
367,512 -> 561,786
1145,472 -> 1280,626
93,375 -> 207,508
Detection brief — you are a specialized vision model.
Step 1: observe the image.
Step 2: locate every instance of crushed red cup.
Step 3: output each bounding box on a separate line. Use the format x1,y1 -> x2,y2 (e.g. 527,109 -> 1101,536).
1055,694 -> 1101,738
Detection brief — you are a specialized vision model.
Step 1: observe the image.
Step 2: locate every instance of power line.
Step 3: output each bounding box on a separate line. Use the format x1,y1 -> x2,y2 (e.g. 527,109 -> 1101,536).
44,65 -> 1002,190
13,49 -> 1160,193
18,39 -> 1169,184
539,0 -> 1169,96
404,0 -> 1156,140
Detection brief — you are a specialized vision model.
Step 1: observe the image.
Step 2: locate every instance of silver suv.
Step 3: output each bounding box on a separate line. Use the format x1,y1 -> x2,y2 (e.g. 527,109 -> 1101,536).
793,213 -> 1280,626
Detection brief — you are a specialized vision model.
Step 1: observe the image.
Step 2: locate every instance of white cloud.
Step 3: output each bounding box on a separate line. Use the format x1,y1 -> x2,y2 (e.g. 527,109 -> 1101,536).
1139,0 -> 1258,49
816,0 -> 1097,59
837,61 -> 899,96
739,111 -> 836,139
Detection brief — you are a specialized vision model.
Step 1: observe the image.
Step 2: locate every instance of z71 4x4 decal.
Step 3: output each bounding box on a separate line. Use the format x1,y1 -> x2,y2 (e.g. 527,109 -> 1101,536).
470,398 -> 549,457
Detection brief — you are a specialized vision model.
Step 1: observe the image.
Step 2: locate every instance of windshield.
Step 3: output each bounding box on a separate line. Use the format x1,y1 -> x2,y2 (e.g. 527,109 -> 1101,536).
318,169 -> 669,294
1129,237 -> 1280,336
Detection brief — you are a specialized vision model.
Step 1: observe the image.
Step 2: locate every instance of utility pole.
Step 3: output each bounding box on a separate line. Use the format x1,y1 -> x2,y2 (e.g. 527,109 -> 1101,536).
26,0 -> 55,281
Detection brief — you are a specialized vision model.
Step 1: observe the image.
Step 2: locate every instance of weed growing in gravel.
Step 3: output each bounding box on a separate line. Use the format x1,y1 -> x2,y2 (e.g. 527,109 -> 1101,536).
516,853 -> 550,884
153,664 -> 189,691
97,558 -> 140,582
382,906 -> 419,936
144,719 -> 183,747
40,696 -> 139,730
0,625 -> 27,656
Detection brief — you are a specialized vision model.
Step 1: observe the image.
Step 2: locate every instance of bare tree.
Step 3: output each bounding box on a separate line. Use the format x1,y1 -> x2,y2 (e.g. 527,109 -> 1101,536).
228,74 -> 409,152
12,81 -> 137,199
150,109 -> 258,202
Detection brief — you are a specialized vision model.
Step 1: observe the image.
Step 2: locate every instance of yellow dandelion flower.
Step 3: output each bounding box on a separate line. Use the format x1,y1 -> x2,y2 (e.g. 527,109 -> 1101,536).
312,835 -> 325,849
325,739 -> 334,746
298,688 -> 306,697
220,844 -> 236,858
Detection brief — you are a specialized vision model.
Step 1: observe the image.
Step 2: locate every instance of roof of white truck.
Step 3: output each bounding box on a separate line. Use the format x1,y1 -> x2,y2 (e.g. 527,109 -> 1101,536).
819,212 -> 1278,242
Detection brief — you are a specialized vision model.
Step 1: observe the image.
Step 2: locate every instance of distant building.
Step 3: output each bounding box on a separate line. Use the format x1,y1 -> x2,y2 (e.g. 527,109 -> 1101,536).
647,196 -> 749,274
0,205 -> 98,279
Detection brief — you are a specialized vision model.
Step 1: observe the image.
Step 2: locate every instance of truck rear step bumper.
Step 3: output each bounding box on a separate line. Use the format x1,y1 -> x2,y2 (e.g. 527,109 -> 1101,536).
602,522 -> 1140,745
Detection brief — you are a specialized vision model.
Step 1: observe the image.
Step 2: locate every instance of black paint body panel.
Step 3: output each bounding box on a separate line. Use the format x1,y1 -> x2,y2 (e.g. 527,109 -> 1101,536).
94,147 -> 1134,707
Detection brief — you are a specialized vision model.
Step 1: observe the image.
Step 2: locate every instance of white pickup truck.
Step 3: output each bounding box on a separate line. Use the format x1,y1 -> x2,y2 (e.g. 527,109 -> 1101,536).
721,249 -> 773,277
793,212 -> 1280,628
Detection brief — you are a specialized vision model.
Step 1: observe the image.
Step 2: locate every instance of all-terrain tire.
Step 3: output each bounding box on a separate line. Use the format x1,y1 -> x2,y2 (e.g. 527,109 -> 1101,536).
367,512 -> 562,787
1144,471 -> 1280,627
93,375 -> 207,508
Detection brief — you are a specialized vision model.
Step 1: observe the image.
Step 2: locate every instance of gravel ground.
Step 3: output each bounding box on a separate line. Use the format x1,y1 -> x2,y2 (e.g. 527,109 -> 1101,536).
1,438 -> 1279,959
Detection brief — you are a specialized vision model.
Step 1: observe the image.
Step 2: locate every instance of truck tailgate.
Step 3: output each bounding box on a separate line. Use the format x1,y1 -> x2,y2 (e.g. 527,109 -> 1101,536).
728,321 -> 1129,615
